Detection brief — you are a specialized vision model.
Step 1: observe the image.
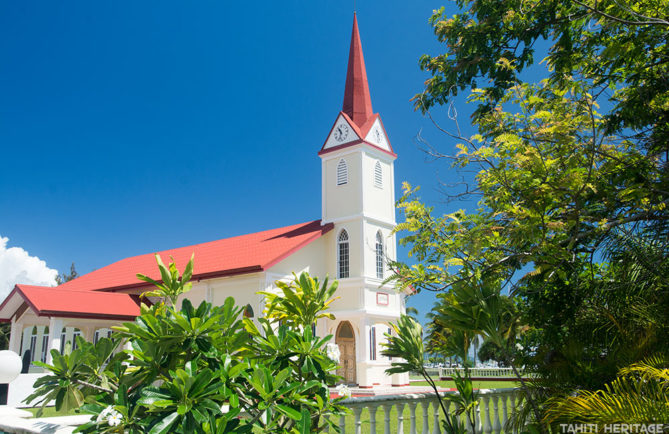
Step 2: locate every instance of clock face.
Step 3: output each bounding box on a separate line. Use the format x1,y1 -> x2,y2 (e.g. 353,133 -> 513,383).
334,124 -> 349,142
374,128 -> 383,143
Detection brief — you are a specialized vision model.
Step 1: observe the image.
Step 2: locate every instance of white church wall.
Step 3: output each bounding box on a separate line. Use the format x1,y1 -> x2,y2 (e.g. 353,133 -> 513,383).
363,286 -> 401,314
268,236 -> 329,279
180,281 -> 208,307
361,151 -> 395,223
328,278 -> 365,311
323,151 -> 363,222
207,273 -> 264,318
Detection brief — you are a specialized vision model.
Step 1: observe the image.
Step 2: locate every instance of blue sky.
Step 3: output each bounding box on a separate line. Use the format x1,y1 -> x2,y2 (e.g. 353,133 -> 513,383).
0,1 -> 481,325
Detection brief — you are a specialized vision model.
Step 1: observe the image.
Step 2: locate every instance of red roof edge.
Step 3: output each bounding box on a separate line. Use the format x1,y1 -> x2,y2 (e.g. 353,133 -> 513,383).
262,222 -> 334,270
14,285 -> 42,317
98,265 -> 266,293
318,139 -> 397,158
0,286 -> 21,314
35,311 -> 139,321
375,115 -> 395,154
7,284 -> 143,320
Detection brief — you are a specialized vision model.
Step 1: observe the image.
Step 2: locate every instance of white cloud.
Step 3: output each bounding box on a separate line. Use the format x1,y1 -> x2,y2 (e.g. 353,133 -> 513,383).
0,236 -> 58,299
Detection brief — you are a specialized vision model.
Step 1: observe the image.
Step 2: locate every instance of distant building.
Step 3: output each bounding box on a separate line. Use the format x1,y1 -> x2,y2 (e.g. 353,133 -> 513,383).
0,14 -> 408,388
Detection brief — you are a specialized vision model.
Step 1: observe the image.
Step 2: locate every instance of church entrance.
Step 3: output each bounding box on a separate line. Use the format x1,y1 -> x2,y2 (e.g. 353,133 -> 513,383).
335,321 -> 356,385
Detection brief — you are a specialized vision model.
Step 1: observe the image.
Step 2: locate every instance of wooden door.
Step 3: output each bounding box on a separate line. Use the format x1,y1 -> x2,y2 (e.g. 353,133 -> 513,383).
336,321 -> 356,385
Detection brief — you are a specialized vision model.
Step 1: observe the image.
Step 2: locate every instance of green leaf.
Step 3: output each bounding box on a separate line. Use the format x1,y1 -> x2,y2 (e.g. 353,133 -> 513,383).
149,411 -> 179,434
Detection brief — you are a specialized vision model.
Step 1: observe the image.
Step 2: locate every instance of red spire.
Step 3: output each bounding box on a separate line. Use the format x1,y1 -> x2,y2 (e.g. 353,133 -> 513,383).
342,13 -> 373,128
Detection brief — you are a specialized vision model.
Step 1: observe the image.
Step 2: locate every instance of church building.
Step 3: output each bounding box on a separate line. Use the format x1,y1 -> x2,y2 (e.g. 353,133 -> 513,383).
0,14 -> 409,389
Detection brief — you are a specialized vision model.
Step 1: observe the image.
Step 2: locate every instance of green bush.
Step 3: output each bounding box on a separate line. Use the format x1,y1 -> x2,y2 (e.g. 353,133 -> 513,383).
27,256 -> 347,433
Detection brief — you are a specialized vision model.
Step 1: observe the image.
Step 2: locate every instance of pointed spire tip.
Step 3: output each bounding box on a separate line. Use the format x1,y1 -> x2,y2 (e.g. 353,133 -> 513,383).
342,14 -> 373,128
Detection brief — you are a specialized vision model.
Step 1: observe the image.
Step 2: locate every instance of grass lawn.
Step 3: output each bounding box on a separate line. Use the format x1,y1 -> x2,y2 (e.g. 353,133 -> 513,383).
25,406 -> 80,418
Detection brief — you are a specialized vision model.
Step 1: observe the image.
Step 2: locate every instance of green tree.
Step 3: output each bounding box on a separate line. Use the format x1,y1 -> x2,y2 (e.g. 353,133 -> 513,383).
477,339 -> 509,367
383,315 -> 477,434
405,306 -> 419,320
415,0 -> 669,153
0,323 -> 9,350
55,262 -> 78,285
391,0 -> 669,425
27,256 -> 347,433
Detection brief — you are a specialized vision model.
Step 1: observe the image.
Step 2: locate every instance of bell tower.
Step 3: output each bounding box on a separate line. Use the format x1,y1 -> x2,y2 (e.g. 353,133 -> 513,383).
319,14 -> 407,388
319,13 -> 397,281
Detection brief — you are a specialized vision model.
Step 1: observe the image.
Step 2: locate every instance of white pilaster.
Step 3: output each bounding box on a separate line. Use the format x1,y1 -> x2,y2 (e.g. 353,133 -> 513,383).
8,320 -> 22,354
80,326 -> 94,343
46,318 -> 64,365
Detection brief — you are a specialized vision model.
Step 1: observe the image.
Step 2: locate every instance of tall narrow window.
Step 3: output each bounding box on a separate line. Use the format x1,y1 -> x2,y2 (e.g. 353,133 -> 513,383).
375,231 -> 384,279
374,161 -> 382,188
337,159 -> 348,185
40,334 -> 49,363
60,328 -> 67,353
370,326 -> 377,361
72,330 -> 81,351
387,327 -> 393,361
29,328 -> 37,362
337,230 -> 349,278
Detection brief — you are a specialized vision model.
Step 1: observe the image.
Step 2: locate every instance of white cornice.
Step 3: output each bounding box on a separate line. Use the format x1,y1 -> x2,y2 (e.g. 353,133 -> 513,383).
322,212 -> 396,226
319,142 -> 397,162
332,276 -> 397,291
327,308 -> 401,320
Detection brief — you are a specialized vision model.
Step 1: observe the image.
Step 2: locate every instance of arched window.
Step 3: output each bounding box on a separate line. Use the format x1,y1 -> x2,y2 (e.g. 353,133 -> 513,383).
375,231 -> 384,279
337,230 -> 349,278
337,321 -> 354,339
243,304 -> 254,319
374,161 -> 382,188
337,159 -> 348,185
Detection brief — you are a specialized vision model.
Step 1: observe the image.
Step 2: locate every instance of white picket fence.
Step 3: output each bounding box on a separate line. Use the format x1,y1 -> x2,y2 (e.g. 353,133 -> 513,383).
337,388 -> 520,434
1,386 -> 521,434
439,367 -> 528,380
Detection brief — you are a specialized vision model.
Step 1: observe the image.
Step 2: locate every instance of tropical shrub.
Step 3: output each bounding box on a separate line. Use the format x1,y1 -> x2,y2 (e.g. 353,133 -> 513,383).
544,356 -> 669,425
382,314 -> 477,434
27,256 -> 346,433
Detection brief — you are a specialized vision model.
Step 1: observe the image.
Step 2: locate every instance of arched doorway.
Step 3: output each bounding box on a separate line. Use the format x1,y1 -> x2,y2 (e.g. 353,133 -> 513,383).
336,321 -> 356,384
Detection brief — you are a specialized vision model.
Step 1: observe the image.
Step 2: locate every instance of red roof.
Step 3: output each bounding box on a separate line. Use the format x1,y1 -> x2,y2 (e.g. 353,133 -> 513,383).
57,220 -> 333,293
0,285 -> 142,320
343,13 -> 373,128
0,220 -> 332,322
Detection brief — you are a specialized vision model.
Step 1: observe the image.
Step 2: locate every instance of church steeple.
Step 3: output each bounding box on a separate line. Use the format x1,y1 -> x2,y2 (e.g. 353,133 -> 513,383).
319,14 -> 395,157
342,13 -> 373,129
